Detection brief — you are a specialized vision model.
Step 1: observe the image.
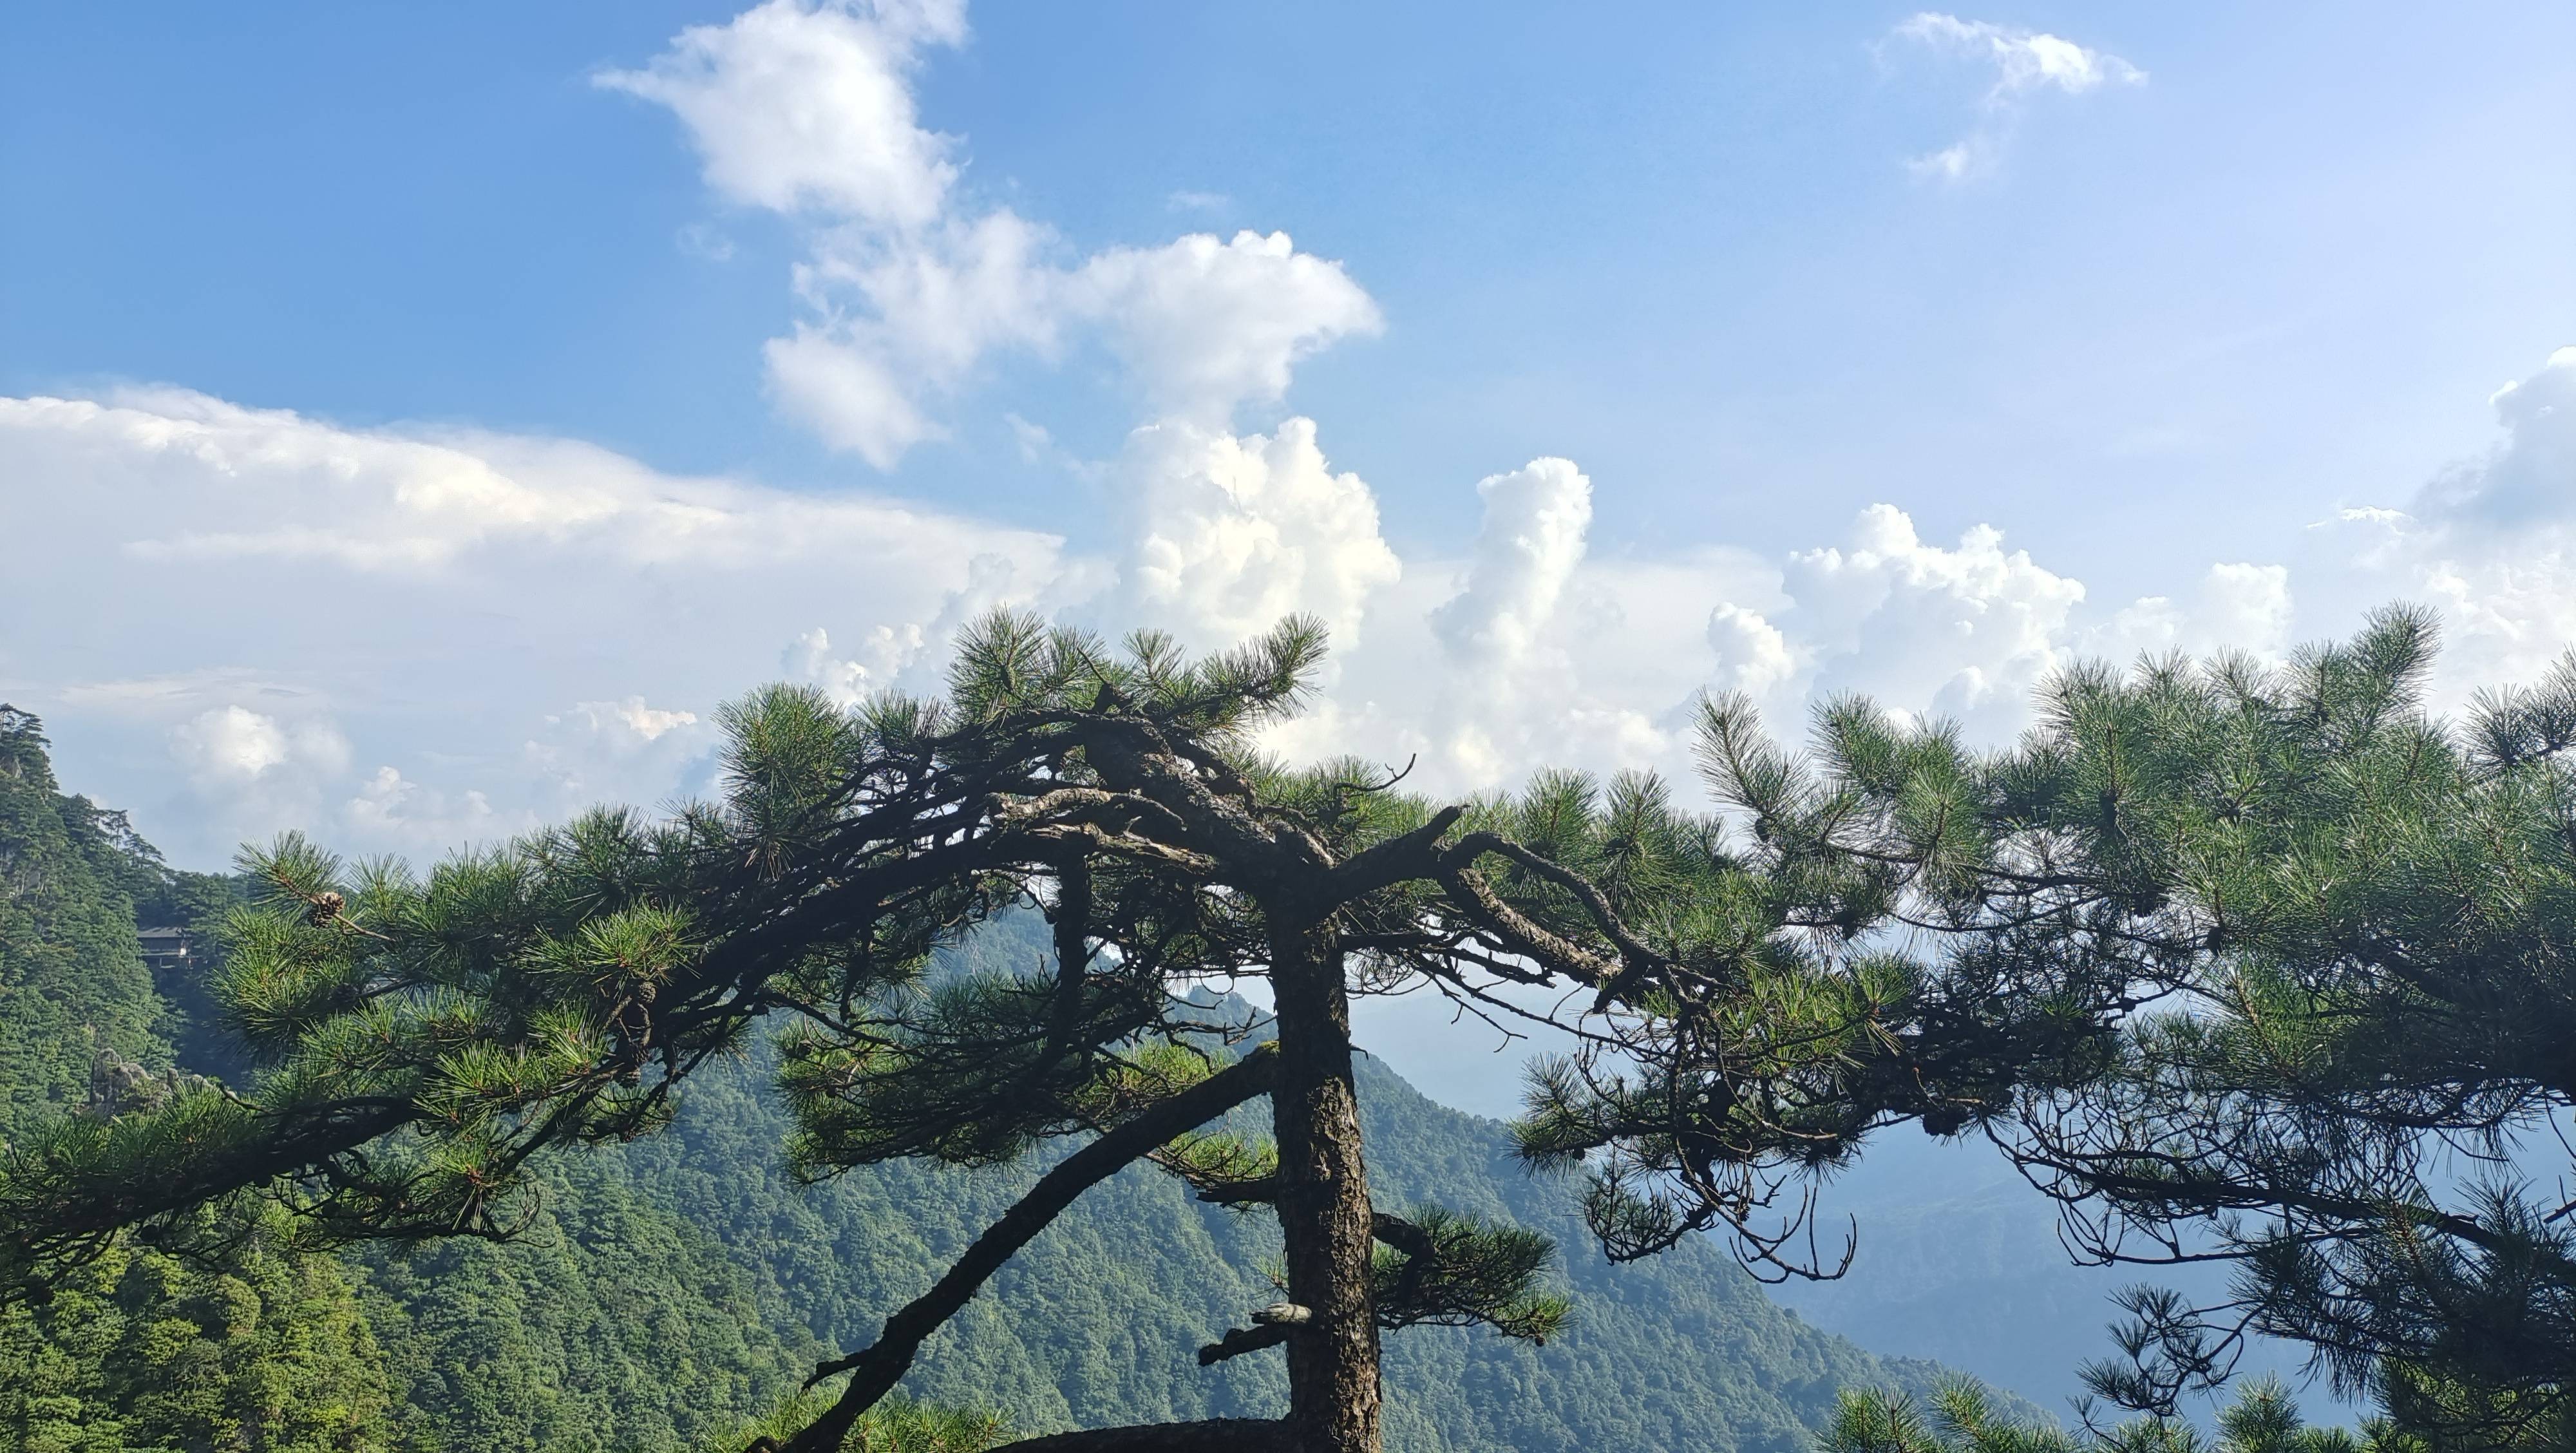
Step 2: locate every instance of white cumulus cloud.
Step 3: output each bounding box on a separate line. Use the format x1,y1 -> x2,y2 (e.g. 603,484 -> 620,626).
1895,14 -> 2145,97
2418,347 -> 2576,530
1413,459 -> 1667,789
2102,562 -> 2295,661
347,766 -> 506,844
603,0 -> 1378,468
162,706 -> 357,852
1705,603 -> 1795,698
785,623 -> 925,707
1783,504 -> 2087,722
0,389 -> 1053,577
573,697 -> 699,744
592,0 -> 1400,724
2320,348 -> 2576,695
1268,466 -> 1747,798
1432,458 -> 1593,665
596,0 -> 967,227
1068,231 -> 1381,426
1112,418 -> 1401,652
1701,506 -> 2305,743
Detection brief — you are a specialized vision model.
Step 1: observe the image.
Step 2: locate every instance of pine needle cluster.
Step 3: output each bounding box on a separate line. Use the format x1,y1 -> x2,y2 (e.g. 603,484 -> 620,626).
1718,608 -> 2576,1439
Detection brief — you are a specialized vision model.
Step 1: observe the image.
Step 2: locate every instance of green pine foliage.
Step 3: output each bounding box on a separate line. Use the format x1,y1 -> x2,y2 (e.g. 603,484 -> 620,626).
0,702 -> 1956,1452
1819,1377 -> 2404,1453
19,604 -> 2576,1448
1695,611 -> 2576,1438
7,618 -> 2042,1453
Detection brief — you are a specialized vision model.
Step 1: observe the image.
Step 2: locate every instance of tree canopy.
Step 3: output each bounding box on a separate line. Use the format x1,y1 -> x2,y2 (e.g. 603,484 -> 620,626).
1693,607 -> 2575,1443
3,615 -> 2103,1453
14,605 -> 2564,1449
1820,1376 -> 2404,1453
0,693 -> 1953,1452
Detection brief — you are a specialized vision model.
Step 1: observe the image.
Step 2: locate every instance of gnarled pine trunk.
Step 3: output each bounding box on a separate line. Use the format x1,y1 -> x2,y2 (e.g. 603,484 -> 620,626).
1265,914 -> 1381,1453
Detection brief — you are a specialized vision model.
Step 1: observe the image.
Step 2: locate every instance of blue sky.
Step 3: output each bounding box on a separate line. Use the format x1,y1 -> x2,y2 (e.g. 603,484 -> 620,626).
10,3 -> 2566,573
3,0 -> 2572,1095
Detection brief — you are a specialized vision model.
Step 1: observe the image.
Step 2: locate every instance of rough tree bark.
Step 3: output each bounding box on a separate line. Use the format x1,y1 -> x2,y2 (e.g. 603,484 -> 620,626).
1265,912 -> 1383,1453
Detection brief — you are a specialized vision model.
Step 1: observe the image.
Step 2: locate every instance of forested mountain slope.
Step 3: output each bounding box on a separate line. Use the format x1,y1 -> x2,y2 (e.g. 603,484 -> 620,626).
0,708 -> 395,1452
0,708 -> 169,1129
0,707 -> 1958,1452
595,985 -> 1950,1452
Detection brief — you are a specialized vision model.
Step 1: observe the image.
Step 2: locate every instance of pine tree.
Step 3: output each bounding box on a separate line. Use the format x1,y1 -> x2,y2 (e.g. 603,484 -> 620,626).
0,617 -> 2100,1453
1689,608 -> 2575,1444
1819,1376 -> 2407,1453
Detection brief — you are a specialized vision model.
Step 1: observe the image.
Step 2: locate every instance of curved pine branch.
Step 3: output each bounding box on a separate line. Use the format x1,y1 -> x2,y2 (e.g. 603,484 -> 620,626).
778,1045 -> 1278,1453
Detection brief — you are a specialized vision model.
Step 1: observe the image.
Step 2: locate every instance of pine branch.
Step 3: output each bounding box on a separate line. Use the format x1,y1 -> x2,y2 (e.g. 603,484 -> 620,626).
779,1046 -> 1278,1453
978,1420 -> 1296,1453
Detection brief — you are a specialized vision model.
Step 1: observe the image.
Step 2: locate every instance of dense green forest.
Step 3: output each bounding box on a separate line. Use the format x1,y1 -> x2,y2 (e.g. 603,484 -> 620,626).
0,706 -> 1959,1451
0,708 -> 393,1452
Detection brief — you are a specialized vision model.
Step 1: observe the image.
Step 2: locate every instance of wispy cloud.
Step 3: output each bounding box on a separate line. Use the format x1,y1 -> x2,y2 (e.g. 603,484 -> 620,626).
1885,12 -> 2145,182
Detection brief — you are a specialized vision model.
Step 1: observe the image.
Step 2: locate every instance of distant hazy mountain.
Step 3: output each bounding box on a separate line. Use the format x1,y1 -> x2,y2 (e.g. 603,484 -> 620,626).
1765,1128 -> 2338,1421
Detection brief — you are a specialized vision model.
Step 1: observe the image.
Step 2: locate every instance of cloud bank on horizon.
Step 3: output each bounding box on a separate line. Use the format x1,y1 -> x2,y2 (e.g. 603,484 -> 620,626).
2,0 -> 2570,871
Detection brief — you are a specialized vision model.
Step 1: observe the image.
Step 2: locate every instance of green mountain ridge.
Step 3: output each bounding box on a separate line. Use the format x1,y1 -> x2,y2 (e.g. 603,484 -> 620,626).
0,707 -> 1973,1452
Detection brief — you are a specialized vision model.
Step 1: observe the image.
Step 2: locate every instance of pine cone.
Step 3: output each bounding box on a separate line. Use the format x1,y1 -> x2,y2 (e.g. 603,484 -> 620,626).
306,890 -> 346,926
